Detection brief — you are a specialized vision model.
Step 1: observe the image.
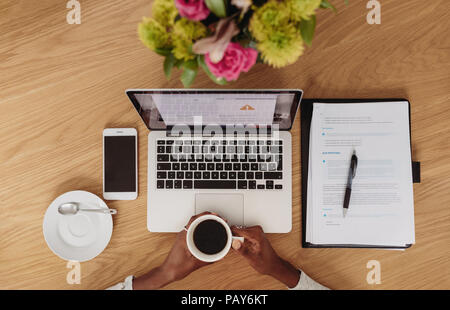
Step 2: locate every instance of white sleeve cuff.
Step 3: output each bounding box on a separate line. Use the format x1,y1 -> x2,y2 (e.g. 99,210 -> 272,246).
106,275 -> 134,290
106,271 -> 328,290
288,270 -> 329,290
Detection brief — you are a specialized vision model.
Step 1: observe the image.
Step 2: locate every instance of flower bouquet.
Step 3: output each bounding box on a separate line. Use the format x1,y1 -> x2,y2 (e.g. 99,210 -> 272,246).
138,0 -> 342,87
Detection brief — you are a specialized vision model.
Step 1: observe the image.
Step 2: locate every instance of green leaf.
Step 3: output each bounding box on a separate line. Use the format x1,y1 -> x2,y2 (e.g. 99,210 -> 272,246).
300,15 -> 316,47
320,0 -> 337,12
205,0 -> 227,18
197,55 -> 227,85
154,47 -> 172,56
174,58 -> 183,69
256,52 -> 264,64
181,59 -> 198,88
183,59 -> 198,70
163,54 -> 176,79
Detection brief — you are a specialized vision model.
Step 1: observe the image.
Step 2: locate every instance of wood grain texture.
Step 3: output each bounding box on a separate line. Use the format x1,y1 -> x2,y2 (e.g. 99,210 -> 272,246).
1,0 -> 449,290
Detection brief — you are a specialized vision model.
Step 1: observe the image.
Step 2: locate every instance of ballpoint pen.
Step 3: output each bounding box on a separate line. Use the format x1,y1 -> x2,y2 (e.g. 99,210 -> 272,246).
343,150 -> 358,217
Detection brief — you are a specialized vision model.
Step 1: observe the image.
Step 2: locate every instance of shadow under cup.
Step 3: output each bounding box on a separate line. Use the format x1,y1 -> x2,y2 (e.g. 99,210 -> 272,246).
186,215 -> 243,262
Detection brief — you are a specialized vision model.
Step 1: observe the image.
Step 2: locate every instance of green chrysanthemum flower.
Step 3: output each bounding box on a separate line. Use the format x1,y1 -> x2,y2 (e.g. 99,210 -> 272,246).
288,0 -> 321,21
172,18 -> 208,61
257,24 -> 304,68
138,17 -> 171,51
152,0 -> 178,27
249,1 -> 290,41
250,1 -> 304,67
172,36 -> 193,61
173,18 -> 208,41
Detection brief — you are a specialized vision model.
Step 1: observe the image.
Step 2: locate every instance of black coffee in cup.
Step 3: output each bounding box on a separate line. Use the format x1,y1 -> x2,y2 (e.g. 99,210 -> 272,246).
193,219 -> 228,255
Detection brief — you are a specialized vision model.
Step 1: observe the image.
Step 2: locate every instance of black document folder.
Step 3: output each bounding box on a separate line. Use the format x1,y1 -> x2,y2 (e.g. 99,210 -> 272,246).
300,99 -> 421,249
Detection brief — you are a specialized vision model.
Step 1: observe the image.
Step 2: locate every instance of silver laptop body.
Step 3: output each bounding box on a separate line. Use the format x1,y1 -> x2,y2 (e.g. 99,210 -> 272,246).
126,89 -> 303,233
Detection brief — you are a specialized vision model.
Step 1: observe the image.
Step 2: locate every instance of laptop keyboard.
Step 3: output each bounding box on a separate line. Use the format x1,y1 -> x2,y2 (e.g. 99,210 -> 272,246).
156,139 -> 284,190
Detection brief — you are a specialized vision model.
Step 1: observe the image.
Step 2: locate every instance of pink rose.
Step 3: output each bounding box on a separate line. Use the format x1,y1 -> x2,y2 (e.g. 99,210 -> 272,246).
175,0 -> 210,21
205,42 -> 258,81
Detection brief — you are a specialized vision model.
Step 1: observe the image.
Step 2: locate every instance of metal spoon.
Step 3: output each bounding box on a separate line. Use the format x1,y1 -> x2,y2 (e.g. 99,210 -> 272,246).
58,202 -> 117,215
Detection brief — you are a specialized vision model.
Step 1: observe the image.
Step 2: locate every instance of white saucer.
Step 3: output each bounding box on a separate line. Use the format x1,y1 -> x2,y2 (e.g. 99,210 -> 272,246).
43,190 -> 113,262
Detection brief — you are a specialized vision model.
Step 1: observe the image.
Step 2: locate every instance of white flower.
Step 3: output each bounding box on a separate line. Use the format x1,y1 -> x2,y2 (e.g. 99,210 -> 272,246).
232,0 -> 252,17
192,17 -> 240,63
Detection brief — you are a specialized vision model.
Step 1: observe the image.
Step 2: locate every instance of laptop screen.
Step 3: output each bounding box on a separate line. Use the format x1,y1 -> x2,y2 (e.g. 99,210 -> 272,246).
126,89 -> 302,131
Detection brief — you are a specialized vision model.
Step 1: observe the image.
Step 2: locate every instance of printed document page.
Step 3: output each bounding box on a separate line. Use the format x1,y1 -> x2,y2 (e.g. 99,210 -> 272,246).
306,102 -> 415,246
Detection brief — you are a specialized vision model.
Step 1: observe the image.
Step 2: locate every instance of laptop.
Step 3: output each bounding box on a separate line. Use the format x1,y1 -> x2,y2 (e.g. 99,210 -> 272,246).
126,89 -> 303,233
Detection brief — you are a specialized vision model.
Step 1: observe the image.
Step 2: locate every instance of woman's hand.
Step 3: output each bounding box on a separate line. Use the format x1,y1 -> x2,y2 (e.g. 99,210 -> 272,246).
231,225 -> 300,288
133,212 -> 213,289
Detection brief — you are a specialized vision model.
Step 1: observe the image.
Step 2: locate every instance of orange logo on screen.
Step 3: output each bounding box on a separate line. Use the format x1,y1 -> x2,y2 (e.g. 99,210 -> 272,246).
240,104 -> 255,111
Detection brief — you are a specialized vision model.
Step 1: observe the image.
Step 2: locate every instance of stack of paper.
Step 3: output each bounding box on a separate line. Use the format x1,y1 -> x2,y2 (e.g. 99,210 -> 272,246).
305,102 -> 415,248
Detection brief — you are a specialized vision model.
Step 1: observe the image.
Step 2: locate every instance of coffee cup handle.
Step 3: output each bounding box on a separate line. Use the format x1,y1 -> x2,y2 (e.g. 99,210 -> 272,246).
232,236 -> 245,243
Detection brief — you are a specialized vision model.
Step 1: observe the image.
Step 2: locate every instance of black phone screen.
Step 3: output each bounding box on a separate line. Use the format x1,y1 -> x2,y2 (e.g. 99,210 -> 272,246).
104,136 -> 136,192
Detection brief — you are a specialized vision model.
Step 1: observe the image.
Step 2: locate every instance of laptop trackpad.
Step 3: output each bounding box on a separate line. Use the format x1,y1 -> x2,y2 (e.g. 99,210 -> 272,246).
195,194 -> 244,226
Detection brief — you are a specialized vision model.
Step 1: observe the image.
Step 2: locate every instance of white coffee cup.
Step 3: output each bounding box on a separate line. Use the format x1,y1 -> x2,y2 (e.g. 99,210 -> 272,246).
186,214 -> 244,262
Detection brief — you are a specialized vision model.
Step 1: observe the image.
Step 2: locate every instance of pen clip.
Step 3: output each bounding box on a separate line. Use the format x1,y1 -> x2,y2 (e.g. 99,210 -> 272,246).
351,151 -> 358,178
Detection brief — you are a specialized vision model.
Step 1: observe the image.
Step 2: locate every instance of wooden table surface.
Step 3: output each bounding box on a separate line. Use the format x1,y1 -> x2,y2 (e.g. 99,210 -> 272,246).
1,0 -> 449,290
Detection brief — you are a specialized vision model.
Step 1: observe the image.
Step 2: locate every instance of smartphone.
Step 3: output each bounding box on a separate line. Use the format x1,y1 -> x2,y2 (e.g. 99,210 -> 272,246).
103,128 -> 137,200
